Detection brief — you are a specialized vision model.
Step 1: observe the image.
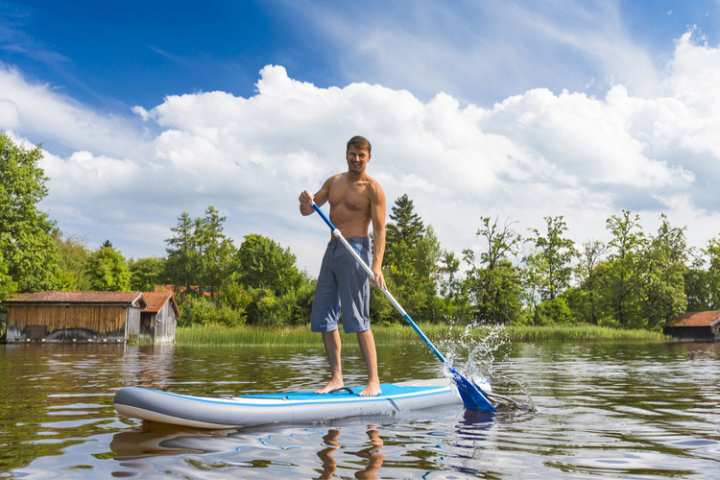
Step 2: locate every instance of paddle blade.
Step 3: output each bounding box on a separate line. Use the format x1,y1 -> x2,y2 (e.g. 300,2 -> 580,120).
450,368 -> 496,412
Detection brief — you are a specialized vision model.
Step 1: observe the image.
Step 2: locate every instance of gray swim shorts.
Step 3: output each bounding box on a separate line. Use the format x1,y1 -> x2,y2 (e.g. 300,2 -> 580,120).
311,236 -> 371,333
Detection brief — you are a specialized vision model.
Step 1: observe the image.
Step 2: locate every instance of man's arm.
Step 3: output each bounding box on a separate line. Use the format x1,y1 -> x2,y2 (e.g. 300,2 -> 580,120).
369,181 -> 387,289
299,177 -> 333,216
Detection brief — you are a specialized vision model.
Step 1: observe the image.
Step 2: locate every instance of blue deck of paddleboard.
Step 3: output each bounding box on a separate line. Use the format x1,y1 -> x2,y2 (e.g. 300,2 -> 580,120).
243,384 -> 443,400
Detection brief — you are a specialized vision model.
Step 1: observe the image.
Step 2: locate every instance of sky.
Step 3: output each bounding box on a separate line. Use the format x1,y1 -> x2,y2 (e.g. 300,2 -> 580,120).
2,0 -> 720,275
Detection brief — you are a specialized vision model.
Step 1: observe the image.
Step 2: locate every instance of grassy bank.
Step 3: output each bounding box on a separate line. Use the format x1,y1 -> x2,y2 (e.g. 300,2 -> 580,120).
175,323 -> 667,346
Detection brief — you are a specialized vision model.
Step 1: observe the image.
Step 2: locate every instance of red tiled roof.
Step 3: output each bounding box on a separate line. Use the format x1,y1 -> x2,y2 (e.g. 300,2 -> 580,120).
142,291 -> 173,313
5,291 -> 142,304
669,311 -> 720,327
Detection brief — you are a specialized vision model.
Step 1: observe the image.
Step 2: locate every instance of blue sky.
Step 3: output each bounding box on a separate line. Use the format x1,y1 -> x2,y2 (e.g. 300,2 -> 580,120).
3,1 -> 717,110
2,1 -> 720,270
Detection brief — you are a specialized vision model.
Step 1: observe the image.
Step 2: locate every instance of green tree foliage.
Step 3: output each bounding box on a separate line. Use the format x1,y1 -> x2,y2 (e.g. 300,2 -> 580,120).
235,234 -> 304,297
85,241 -> 131,291
244,285 -> 315,326
525,216 -> 577,301
54,232 -> 92,290
381,195 -> 442,322
706,237 -> 720,308
567,241 -> 607,324
684,250 -> 713,311
195,206 -> 236,297
179,295 -> 246,327
129,257 -> 166,292
640,215 -> 688,328
685,236 -> 720,311
463,217 -> 523,324
165,207 -> 236,297
534,296 -> 574,325
605,210 -> 646,328
0,249 -> 16,301
436,251 -> 473,321
165,212 -> 198,292
0,133 -> 60,292
230,234 -> 313,325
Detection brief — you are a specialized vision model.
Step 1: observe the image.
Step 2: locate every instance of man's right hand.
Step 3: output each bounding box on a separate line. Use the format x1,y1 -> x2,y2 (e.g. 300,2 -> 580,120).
299,190 -> 314,215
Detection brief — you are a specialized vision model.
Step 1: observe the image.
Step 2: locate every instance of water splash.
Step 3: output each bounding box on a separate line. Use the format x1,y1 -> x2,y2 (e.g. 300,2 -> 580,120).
439,323 -> 535,412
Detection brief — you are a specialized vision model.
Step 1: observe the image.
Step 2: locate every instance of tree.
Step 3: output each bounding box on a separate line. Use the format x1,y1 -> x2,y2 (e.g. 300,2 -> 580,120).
129,257 -> 167,292
685,236 -> 720,311
640,215 -> 687,328
605,210 -> 646,328
0,249 -> 16,301
235,234 -> 304,296
0,133 -> 60,292
85,241 -> 131,291
706,236 -> 720,309
463,217 -> 523,324
439,251 -> 461,300
524,216 -> 576,301
684,249 -> 713,311
54,232 -> 92,290
382,195 -> 441,322
165,212 -> 198,292
194,206 -> 236,297
385,194 -> 424,254
568,241 -> 607,324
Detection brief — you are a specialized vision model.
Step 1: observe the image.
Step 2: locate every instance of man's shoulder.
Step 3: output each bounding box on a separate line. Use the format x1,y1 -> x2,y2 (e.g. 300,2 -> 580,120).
365,175 -> 385,198
324,173 -> 345,187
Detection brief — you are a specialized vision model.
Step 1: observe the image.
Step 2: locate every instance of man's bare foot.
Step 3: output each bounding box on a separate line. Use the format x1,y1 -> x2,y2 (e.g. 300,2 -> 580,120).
316,379 -> 344,394
358,382 -> 381,396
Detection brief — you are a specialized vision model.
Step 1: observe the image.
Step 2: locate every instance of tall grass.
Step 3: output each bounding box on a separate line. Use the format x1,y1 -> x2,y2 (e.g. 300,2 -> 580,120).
175,323 -> 667,346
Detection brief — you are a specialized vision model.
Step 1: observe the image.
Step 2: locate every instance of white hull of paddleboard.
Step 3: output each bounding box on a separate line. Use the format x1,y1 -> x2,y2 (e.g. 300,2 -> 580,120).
114,379 -> 462,429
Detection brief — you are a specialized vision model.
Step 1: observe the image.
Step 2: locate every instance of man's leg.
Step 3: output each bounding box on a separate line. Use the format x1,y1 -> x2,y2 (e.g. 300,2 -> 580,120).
357,329 -> 380,396
316,328 -> 344,393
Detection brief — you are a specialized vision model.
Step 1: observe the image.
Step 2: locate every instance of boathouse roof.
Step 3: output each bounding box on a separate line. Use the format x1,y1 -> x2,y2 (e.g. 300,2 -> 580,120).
142,291 -> 179,316
668,311 -> 720,327
5,291 -> 143,305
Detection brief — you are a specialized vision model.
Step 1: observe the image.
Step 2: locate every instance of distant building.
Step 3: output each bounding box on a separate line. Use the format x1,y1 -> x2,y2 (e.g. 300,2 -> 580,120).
3,291 -> 144,343
664,311 -> 720,341
2,291 -> 179,343
140,291 -> 178,343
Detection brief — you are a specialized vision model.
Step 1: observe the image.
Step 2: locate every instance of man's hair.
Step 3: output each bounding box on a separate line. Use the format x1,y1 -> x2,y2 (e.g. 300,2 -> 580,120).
346,135 -> 371,154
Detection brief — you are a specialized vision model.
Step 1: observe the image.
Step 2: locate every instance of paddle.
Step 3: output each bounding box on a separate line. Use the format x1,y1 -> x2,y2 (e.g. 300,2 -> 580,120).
310,202 -> 496,412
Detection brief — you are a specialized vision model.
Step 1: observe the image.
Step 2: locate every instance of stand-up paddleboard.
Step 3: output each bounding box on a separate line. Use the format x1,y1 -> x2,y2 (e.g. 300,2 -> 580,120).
114,379 -> 467,429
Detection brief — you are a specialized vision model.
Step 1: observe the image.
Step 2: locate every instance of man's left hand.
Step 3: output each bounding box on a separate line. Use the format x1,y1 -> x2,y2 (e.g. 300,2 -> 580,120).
372,268 -> 386,291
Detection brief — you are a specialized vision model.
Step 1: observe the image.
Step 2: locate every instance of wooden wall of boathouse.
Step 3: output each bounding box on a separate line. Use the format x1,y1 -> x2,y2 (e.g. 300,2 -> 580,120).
3,292 -> 144,343
9,304 -> 128,334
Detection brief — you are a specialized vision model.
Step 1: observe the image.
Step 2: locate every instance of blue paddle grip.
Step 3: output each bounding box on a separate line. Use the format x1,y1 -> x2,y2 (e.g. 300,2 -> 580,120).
311,203 -> 336,231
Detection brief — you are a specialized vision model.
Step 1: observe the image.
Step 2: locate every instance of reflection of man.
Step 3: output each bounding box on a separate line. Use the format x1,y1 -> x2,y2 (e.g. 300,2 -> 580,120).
317,427 -> 384,480
298,136 -> 387,396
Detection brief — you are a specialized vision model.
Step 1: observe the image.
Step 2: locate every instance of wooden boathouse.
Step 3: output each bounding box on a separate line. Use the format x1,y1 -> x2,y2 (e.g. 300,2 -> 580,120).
3,291 -> 145,343
140,291 -> 178,343
664,311 -> 720,341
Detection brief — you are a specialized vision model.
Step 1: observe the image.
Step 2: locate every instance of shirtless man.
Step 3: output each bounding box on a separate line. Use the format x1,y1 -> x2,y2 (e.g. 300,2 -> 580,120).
298,135 -> 387,396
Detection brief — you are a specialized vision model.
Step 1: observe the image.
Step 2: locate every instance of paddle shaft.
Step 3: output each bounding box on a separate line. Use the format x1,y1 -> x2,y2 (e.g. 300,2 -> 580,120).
311,203 -> 448,364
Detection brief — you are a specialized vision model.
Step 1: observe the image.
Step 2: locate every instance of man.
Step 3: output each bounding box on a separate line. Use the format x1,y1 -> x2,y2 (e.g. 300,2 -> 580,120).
298,135 -> 387,396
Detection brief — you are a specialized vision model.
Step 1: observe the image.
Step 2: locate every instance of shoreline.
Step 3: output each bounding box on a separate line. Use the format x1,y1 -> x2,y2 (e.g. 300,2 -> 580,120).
173,323 -> 668,346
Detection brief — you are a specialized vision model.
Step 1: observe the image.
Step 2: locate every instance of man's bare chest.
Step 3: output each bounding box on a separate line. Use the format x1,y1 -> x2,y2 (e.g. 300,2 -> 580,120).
329,181 -> 371,213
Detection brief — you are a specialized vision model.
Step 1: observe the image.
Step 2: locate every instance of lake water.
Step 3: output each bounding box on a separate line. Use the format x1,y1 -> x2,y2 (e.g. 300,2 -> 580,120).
0,338 -> 718,479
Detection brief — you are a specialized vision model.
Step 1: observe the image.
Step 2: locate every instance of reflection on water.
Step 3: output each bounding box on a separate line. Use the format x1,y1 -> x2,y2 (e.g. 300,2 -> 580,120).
0,340 -> 718,478
316,427 -> 384,480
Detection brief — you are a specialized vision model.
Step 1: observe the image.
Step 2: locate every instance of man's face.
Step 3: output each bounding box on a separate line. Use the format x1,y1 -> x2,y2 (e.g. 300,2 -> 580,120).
346,146 -> 371,174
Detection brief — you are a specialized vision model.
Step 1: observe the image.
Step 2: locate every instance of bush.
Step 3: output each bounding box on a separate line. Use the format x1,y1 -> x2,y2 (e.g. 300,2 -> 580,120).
534,297 -> 573,325
179,295 -> 246,327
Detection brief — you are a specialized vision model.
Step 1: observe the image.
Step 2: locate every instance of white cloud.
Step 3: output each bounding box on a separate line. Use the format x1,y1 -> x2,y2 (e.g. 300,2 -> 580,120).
3,32 -> 720,275
0,65 -> 147,157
